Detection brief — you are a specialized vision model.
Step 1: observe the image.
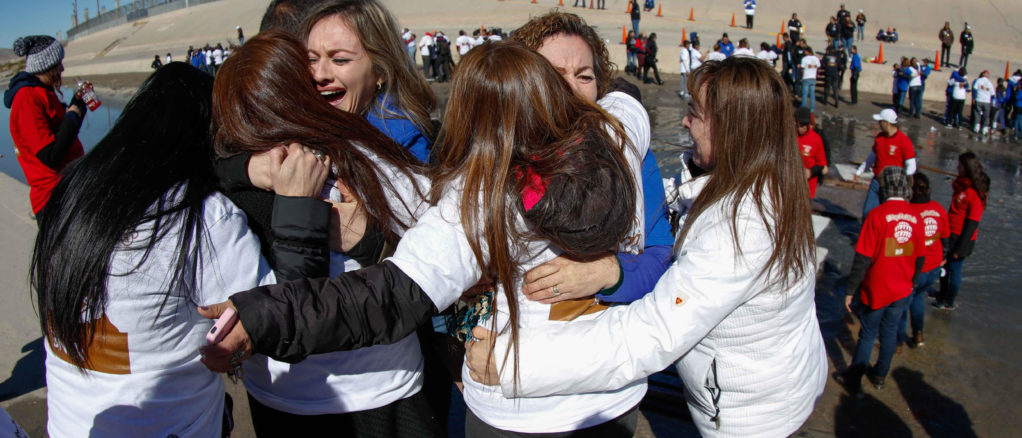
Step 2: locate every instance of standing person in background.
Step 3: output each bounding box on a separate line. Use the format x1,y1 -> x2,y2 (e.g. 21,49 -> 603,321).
825,17 -> 841,52
800,46 -> 820,111
789,13 -> 803,43
894,58 -> 911,116
907,57 -> 924,119
718,33 -> 734,57
4,35 -> 86,218
744,0 -> 756,29
731,38 -> 755,58
840,16 -> 855,58
237,26 -> 245,45
573,0 -> 585,6
402,28 -> 416,63
939,22 -> 954,68
971,70 -> 994,135
757,42 -> 778,65
166,52 -> 173,64
959,24 -> 974,68
822,46 -> 841,108
151,54 -> 163,70
1015,81 -> 1022,140
796,107 -> 827,198
781,33 -> 797,92
455,30 -> 473,61
849,45 -> 861,104
706,42 -> 726,62
596,0 -> 605,9
841,166 -> 924,393
643,32 -> 664,85
947,68 -> 969,128
626,30 -> 638,75
936,152 -> 989,311
630,0 -> 640,36
899,173 -> 948,349
836,4 -> 851,23
212,43 -> 225,75
678,39 -> 693,97
855,10 -> 867,41
434,33 -> 454,83
417,32 -> 434,79
855,108 -> 917,218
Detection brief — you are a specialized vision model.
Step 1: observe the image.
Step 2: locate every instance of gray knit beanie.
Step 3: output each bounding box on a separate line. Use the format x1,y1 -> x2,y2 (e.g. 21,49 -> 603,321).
878,166 -> 911,201
13,35 -> 65,74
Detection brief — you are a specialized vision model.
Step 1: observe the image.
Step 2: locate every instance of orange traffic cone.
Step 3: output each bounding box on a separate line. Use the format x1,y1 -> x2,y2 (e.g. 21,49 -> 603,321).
622,26 -> 627,44
776,33 -> 781,47
781,21 -> 785,35
682,27 -> 687,44
688,7 -> 695,21
626,2 -> 630,13
730,13 -> 736,27
875,43 -> 884,64
1006,61 -> 1011,79
531,0 -> 536,3
559,0 -> 564,5
590,0 -> 593,9
657,4 -> 662,17
934,50 -> 941,72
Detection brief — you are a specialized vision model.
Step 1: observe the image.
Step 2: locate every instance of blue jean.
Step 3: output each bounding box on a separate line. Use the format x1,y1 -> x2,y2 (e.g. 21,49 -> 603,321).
843,37 -> 854,58
851,294 -> 911,379
895,89 -> 908,114
801,79 -> 816,111
1015,110 -> 1022,137
862,178 -> 880,220
939,257 -> 965,306
632,19 -> 640,36
909,86 -> 923,117
899,268 -> 939,342
627,51 -> 637,69
857,25 -> 865,41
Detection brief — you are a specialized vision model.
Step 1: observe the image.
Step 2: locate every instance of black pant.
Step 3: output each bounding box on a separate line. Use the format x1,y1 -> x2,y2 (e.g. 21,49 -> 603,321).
421,55 -> 432,78
941,44 -> 952,66
825,77 -> 840,107
949,99 -> 965,127
959,51 -> 970,68
247,390 -> 440,438
746,15 -> 753,29
643,61 -> 662,84
790,31 -> 800,43
465,403 -> 639,437
850,70 -> 860,103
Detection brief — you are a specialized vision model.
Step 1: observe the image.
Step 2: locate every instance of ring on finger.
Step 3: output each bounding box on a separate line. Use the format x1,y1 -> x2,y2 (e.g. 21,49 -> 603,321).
552,285 -> 561,296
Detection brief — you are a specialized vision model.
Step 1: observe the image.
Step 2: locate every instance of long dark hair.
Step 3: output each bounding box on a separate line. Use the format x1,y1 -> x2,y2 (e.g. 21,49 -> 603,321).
433,41 -> 635,388
211,31 -> 425,238
31,63 -> 216,370
959,151 -> 990,206
682,57 -> 815,289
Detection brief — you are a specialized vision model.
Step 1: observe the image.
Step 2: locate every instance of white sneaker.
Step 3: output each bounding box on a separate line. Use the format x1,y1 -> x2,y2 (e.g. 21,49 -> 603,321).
982,126 -> 990,135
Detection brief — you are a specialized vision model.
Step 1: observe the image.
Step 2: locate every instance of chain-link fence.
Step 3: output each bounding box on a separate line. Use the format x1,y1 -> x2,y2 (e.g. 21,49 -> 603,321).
67,0 -> 223,41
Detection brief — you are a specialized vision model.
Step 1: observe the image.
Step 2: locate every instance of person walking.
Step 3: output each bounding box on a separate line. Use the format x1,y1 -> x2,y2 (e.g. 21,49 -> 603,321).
744,0 -> 756,29
789,13 -> 803,43
4,35 -> 86,218
796,107 -> 828,198
626,30 -> 638,75
854,108 -> 917,218
899,173 -> 949,349
822,46 -> 842,108
959,24 -> 974,68
841,166 -> 925,393
630,0 -> 641,36
855,10 -> 867,41
935,152 -> 989,310
939,22 -> 954,68
800,46 -> 820,111
643,32 -> 664,85
850,45 -> 861,104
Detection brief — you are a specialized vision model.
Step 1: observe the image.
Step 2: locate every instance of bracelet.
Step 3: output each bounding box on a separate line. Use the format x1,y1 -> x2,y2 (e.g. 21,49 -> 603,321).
598,257 -> 625,296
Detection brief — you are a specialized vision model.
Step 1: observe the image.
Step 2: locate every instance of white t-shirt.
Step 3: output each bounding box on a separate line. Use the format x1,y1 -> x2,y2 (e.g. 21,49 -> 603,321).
204,49 -> 212,65
212,48 -> 224,66
45,190 -> 275,438
389,92 -> 650,433
973,77 -> 994,103
418,34 -> 434,56
402,30 -> 415,49
906,66 -> 922,87
732,47 -> 756,58
488,34 -> 503,42
951,77 -> 969,100
474,36 -> 486,46
456,35 -> 474,55
244,150 -> 431,415
801,55 -> 821,80
688,48 -> 703,70
757,50 -> 778,63
706,51 -> 727,62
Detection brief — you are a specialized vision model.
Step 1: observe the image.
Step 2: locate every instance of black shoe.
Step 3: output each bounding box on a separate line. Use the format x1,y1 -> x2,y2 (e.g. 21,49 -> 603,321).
657,80 -> 665,85
835,370 -> 863,395
867,370 -> 885,390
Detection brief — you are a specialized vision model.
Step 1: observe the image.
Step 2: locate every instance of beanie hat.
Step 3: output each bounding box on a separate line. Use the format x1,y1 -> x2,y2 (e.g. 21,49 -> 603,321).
13,35 -> 64,74
878,166 -> 911,201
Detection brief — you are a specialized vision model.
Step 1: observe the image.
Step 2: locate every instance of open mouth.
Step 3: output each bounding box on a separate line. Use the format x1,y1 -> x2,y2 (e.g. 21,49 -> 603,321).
320,89 -> 346,106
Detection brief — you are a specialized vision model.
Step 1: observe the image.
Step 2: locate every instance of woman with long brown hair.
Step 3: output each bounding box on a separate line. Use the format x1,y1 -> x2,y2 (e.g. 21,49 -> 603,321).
199,41 -> 640,434
211,31 -> 433,436
466,57 -> 828,438
936,151 -> 990,310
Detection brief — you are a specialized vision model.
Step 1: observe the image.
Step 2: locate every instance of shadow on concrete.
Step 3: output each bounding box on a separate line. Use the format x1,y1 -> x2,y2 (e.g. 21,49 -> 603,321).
891,367 -> 978,438
0,338 -> 45,403
834,392 -> 912,437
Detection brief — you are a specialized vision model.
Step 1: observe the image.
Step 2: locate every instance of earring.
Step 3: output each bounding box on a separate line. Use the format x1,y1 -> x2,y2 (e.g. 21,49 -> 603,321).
376,82 -> 383,91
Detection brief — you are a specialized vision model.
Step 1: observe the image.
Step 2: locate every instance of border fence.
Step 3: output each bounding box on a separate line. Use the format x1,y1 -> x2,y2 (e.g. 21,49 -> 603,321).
67,0 -> 223,41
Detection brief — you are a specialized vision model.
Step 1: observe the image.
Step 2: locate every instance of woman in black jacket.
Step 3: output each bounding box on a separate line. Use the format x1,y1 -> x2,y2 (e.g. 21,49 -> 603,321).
643,32 -> 664,85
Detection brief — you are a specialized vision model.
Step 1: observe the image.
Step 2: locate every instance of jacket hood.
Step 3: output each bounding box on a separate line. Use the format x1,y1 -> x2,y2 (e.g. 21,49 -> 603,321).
4,71 -> 46,109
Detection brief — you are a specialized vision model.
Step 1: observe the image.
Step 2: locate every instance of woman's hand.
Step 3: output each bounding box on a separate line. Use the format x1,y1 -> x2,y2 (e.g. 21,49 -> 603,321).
273,143 -> 329,197
326,181 -> 367,253
844,295 -> 854,314
522,254 -> 618,304
465,326 -> 500,386
247,146 -> 286,191
197,301 -> 253,373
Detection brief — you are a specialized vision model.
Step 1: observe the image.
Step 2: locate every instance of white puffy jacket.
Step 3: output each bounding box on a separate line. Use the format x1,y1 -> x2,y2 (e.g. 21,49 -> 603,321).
493,189 -> 827,438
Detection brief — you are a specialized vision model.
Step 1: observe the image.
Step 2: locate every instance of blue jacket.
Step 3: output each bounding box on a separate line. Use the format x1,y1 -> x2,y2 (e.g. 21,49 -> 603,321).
365,96 -> 432,163
744,0 -> 756,12
1014,88 -> 1022,108
720,41 -> 735,57
896,68 -> 911,91
601,150 -> 673,303
850,54 -> 861,72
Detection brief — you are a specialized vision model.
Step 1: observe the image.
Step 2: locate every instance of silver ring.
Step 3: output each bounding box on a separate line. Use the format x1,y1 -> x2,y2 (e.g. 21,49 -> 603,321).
552,285 -> 561,296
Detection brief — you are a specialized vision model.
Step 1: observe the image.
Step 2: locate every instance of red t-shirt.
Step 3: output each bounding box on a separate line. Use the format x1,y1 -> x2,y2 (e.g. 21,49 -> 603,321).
948,177 -> 984,240
855,199 -> 924,309
9,85 -> 84,213
798,129 -> 827,198
911,200 -> 950,272
871,129 -> 915,175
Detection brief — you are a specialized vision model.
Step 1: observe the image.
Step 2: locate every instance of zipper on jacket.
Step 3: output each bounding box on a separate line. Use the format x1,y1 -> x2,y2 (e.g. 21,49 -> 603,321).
705,358 -> 722,430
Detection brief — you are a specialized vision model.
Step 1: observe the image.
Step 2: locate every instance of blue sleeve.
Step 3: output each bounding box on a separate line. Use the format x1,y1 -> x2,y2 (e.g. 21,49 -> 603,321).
603,151 -> 673,303
365,111 -> 432,164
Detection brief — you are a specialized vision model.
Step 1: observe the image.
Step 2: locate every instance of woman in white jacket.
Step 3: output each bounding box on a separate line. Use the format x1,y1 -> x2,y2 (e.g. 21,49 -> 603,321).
467,57 -> 828,438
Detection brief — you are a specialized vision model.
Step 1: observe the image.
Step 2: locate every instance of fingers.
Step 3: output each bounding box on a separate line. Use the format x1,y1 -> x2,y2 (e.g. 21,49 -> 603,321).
522,263 -> 561,295
274,144 -> 329,197
471,326 -> 492,341
197,301 -> 233,320
199,321 -> 252,373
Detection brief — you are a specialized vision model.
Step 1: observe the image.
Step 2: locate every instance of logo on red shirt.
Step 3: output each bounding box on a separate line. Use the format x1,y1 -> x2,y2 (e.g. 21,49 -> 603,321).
894,221 -> 914,244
